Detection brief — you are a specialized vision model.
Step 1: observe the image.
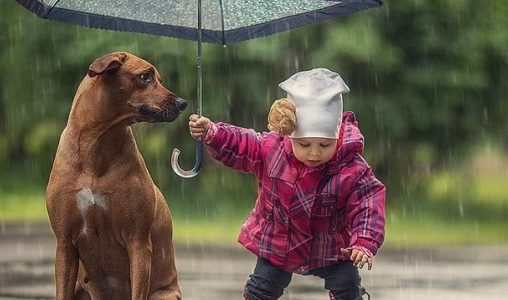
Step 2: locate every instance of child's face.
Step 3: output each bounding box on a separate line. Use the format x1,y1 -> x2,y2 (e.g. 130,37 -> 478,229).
291,137 -> 338,167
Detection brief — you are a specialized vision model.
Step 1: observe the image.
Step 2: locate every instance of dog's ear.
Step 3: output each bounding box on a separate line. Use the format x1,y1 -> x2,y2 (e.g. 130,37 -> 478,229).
88,53 -> 127,77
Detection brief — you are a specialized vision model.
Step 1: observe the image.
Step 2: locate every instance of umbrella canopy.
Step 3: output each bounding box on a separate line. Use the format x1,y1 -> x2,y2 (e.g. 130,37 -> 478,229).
15,0 -> 383,177
16,0 -> 382,45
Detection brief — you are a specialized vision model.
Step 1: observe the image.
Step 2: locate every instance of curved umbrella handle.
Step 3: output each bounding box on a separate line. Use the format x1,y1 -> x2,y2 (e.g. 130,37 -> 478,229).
171,140 -> 203,178
172,0 -> 204,179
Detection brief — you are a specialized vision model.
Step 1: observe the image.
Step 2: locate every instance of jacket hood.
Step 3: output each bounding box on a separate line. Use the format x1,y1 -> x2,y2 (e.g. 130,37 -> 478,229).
283,111 -> 364,175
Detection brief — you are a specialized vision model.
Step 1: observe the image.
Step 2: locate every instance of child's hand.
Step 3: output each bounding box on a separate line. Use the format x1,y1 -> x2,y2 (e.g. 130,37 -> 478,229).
189,114 -> 211,140
340,248 -> 373,270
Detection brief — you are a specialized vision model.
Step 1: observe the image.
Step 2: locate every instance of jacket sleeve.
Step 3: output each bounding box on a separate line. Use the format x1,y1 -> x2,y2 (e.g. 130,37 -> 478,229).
203,122 -> 265,177
345,157 -> 386,257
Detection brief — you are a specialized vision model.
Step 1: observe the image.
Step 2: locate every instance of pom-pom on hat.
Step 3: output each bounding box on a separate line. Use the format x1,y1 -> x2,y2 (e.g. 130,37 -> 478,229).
279,68 -> 350,139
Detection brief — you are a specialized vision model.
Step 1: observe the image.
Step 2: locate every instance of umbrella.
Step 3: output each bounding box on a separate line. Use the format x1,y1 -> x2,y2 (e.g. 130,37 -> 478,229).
15,0 -> 383,177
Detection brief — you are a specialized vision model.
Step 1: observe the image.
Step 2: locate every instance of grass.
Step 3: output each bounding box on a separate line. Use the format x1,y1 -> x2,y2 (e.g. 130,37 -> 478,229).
0,189 -> 244,245
385,212 -> 508,249
174,212 -> 508,247
0,191 -> 48,221
1,191 -> 507,248
172,215 -> 245,247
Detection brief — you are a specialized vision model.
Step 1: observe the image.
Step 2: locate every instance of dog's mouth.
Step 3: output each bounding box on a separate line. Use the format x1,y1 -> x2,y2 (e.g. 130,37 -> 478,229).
137,98 -> 187,123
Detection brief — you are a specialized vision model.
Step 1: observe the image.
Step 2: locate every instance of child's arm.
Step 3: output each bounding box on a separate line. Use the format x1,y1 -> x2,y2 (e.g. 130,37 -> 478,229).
188,114 -> 264,175
343,161 -> 386,268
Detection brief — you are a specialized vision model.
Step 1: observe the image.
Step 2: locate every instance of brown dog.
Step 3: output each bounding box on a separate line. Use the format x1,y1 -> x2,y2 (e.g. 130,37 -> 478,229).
46,52 -> 186,300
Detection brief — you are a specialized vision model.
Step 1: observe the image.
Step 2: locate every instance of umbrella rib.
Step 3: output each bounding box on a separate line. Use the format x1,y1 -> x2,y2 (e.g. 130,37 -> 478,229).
219,0 -> 226,45
43,0 -> 62,18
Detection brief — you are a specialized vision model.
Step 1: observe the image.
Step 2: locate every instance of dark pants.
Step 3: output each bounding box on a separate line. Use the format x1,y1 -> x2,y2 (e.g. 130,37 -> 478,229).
244,258 -> 366,300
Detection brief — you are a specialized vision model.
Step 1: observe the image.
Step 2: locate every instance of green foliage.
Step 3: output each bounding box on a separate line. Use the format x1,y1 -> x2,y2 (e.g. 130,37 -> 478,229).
0,0 -> 507,228
426,145 -> 508,219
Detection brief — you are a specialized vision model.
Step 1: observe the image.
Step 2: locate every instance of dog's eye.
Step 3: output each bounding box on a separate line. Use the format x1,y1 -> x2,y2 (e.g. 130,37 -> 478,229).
139,72 -> 154,83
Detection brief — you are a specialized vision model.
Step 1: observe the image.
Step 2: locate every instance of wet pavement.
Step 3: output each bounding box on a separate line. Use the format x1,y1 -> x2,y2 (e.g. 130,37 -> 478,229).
1,223 -> 508,300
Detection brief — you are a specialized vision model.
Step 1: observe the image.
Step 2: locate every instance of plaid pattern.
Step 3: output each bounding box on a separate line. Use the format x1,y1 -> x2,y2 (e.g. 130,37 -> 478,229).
204,112 -> 385,273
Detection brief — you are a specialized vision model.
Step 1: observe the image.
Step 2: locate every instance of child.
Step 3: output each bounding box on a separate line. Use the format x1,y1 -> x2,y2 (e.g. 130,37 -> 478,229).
189,68 -> 385,300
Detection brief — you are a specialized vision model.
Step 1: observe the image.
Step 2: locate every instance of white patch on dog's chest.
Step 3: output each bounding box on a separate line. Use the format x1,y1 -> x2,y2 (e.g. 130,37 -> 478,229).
76,188 -> 107,235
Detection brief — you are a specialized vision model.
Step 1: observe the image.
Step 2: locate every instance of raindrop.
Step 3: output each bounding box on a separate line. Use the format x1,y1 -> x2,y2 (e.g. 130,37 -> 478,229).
458,198 -> 465,218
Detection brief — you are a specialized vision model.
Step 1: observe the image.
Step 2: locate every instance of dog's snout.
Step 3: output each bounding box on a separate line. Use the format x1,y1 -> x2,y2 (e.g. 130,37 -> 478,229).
175,98 -> 187,111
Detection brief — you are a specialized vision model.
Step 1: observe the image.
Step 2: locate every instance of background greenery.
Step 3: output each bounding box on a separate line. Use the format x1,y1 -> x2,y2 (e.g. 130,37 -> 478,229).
1,0 -> 507,247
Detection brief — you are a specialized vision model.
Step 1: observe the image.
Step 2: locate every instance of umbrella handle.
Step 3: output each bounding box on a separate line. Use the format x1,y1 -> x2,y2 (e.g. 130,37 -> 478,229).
171,140 -> 203,178
171,0 -> 204,179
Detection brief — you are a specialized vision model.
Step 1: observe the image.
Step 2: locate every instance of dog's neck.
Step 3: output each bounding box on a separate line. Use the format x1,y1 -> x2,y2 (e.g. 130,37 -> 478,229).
68,122 -> 138,177
66,84 -> 140,176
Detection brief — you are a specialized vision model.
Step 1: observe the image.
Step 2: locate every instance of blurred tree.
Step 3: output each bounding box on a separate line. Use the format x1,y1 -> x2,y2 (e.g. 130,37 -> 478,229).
0,0 -> 507,218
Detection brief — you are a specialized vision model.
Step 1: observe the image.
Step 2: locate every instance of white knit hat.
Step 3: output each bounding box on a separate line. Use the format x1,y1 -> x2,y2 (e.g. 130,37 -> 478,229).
279,68 -> 350,139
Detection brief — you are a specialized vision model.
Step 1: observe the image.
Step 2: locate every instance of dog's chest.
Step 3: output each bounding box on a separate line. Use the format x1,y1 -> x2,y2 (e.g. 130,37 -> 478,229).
76,187 -> 108,236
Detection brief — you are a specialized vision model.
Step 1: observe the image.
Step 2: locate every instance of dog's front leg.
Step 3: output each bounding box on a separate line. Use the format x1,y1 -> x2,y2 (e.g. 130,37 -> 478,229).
55,239 -> 79,300
128,238 -> 153,300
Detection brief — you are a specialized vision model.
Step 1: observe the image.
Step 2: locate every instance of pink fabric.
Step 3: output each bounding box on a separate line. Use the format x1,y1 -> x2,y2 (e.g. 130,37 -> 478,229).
204,112 -> 385,273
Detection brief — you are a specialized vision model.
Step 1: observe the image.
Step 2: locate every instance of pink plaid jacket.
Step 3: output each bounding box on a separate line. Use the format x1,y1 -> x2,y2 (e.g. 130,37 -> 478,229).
204,112 -> 385,273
